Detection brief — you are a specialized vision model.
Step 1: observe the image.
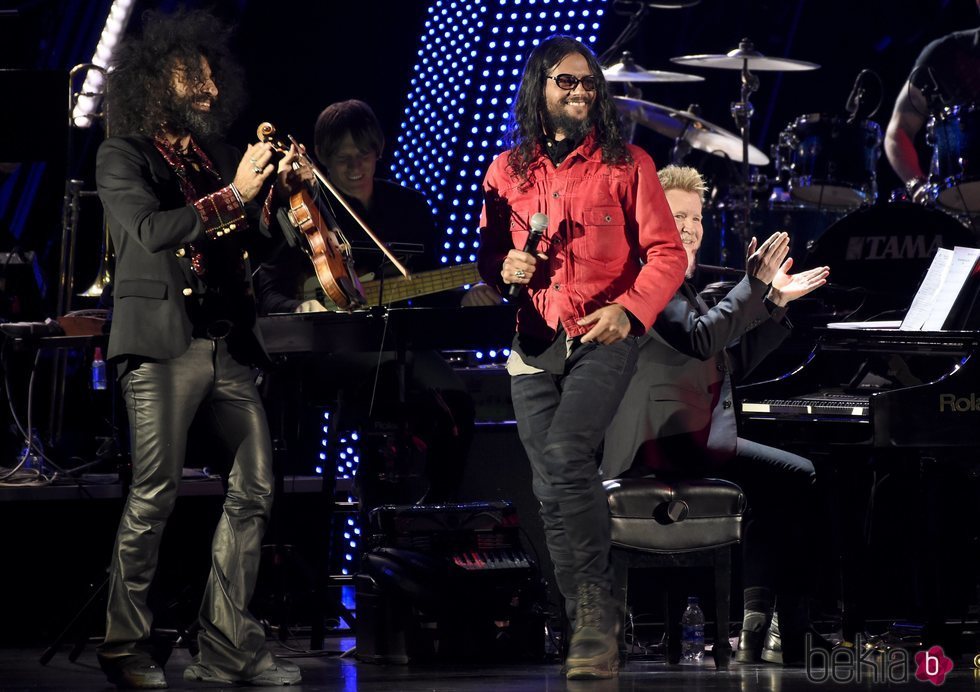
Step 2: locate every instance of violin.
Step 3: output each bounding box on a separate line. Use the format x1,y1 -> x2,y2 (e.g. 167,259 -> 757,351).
257,123 -> 410,311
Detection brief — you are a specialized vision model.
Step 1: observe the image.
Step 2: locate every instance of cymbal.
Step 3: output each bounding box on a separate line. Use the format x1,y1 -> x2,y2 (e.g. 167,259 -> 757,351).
614,96 -> 769,166
671,42 -> 819,72
602,61 -> 704,84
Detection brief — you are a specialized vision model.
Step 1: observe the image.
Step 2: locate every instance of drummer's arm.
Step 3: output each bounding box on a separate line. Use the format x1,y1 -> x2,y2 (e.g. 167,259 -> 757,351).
885,81 -> 929,187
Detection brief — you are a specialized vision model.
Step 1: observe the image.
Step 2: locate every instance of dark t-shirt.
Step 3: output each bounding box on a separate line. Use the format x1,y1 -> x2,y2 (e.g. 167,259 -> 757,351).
254,178 -> 441,314
911,27 -> 980,107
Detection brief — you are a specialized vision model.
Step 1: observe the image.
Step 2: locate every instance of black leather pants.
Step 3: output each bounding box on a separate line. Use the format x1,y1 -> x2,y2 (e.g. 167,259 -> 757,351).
97,339 -> 275,680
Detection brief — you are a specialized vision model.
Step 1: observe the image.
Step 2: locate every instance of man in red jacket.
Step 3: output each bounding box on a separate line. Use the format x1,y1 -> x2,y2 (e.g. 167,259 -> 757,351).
477,35 -> 687,679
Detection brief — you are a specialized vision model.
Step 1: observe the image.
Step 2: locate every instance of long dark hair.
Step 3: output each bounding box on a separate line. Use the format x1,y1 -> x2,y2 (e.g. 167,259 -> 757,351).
506,35 -> 630,182
105,8 -> 245,138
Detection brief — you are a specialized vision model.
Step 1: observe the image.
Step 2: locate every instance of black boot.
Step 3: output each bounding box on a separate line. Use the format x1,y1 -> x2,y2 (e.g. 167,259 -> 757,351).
735,628 -> 766,663
761,612 -> 783,664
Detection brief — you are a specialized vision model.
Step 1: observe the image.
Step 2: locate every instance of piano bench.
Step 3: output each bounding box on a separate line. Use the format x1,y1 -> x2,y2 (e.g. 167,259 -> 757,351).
604,476 -> 746,669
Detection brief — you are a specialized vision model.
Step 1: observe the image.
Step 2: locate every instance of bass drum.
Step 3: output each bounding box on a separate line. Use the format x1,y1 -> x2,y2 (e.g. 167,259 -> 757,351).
763,195 -> 845,263
699,188 -> 843,271
803,202 -> 974,319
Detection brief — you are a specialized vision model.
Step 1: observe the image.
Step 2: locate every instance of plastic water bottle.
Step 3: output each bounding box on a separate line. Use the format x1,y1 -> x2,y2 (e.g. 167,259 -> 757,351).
681,596 -> 705,663
91,346 -> 107,391
19,430 -> 42,473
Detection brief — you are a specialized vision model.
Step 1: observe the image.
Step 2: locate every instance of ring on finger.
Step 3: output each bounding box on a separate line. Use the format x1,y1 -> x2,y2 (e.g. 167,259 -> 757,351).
252,165 -> 262,174
514,269 -> 526,279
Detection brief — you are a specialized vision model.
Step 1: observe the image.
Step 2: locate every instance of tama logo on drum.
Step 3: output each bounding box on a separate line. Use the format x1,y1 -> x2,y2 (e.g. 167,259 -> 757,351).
939,393 -> 980,412
846,234 -> 942,260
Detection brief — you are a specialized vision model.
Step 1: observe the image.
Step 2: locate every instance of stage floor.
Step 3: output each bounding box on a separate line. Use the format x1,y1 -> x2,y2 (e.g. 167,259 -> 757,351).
7,640 -> 980,691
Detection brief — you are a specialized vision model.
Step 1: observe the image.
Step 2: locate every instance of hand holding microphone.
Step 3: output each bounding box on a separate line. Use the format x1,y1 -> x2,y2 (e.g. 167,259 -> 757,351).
503,212 -> 549,299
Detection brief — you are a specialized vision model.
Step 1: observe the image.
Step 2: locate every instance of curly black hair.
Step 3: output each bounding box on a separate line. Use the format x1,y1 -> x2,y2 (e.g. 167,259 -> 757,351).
506,35 -> 630,183
105,7 -> 245,138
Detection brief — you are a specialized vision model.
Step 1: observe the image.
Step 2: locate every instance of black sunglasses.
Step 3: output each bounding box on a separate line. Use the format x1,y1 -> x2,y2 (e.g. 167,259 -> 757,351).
546,73 -> 598,91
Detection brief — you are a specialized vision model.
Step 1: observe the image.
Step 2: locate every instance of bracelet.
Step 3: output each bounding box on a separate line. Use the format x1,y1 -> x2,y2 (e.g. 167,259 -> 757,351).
228,182 -> 244,208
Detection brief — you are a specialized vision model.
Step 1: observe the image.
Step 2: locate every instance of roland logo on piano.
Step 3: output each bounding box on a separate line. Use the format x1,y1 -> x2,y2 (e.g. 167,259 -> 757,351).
939,393 -> 980,412
846,235 -> 942,261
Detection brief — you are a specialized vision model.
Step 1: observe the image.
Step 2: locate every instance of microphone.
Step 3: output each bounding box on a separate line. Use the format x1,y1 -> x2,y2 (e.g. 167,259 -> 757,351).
506,212 -> 549,299
845,71 -> 865,122
919,67 -> 948,110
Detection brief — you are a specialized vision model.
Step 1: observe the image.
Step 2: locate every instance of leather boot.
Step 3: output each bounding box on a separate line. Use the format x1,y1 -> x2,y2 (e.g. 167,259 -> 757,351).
735,628 -> 766,663
564,583 -> 619,680
761,612 -> 783,664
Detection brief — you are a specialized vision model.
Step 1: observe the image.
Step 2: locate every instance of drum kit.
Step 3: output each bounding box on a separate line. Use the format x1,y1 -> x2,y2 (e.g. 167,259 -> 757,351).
607,38 -> 980,273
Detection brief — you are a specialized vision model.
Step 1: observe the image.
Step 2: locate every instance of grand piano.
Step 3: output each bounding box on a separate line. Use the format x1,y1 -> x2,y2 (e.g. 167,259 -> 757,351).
736,325 -> 980,645
738,327 -> 980,450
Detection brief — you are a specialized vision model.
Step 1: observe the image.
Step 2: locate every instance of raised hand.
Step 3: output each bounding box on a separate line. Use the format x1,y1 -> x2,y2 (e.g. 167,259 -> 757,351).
745,232 -> 790,285
768,257 -> 830,307
232,142 -> 276,202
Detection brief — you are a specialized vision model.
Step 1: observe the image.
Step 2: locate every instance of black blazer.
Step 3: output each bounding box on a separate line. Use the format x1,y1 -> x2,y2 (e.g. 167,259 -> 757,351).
602,275 -> 791,479
96,135 -> 266,365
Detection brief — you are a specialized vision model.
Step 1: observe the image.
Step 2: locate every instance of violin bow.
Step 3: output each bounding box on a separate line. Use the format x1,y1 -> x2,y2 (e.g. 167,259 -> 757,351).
287,134 -> 411,279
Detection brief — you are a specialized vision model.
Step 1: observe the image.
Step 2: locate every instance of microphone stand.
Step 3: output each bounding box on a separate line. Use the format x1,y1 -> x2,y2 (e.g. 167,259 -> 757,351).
729,39 -> 760,251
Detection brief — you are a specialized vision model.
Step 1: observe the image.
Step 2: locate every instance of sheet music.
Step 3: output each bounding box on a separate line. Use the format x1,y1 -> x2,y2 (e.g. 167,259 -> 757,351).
900,246 -> 980,331
922,246 -> 980,330
899,248 -> 951,330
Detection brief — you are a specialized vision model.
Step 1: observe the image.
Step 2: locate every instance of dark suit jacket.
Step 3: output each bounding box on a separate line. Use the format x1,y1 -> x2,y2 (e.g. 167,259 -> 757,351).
602,275 -> 791,479
96,135 -> 266,365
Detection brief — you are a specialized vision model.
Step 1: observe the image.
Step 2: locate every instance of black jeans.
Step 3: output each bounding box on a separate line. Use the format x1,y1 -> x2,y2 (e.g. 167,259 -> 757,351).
628,433 -> 815,598
716,438 -> 816,596
98,339 -> 275,680
510,336 -> 639,620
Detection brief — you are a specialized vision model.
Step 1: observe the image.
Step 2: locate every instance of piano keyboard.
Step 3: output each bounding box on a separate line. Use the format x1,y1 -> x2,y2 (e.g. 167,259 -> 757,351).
451,549 -> 531,571
741,397 -> 870,417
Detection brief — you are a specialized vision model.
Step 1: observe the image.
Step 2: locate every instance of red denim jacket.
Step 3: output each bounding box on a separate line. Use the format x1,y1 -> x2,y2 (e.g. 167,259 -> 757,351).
478,134 -> 687,340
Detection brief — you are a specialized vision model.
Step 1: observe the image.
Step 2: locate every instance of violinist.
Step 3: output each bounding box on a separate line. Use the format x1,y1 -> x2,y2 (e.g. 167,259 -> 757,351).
254,99 -> 477,508
93,8 -> 302,688
256,100 -> 441,313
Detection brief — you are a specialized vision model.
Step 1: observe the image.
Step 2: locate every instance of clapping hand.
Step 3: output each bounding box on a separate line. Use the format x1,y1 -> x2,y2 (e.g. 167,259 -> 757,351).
767,258 -> 830,307
744,232 -> 790,285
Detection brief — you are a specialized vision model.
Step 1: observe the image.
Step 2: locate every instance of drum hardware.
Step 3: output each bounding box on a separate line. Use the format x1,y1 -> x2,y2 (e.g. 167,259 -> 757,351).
844,69 -> 883,125
599,0 -> 701,67
612,96 -> 768,165
672,39 -> 820,247
602,51 -> 704,84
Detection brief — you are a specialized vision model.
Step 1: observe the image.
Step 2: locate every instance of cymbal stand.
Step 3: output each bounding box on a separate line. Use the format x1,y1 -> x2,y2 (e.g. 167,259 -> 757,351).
729,39 -> 760,246
598,3 -> 648,66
